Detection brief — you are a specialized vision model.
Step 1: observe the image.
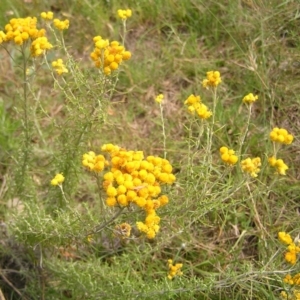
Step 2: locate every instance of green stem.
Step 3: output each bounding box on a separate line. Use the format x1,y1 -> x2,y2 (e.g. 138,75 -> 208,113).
19,45 -> 30,196
159,103 -> 167,159
96,175 -> 105,219
239,104 -> 252,156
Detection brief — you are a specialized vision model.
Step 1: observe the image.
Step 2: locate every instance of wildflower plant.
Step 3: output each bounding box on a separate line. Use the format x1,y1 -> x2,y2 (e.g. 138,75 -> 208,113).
0,2 -> 299,300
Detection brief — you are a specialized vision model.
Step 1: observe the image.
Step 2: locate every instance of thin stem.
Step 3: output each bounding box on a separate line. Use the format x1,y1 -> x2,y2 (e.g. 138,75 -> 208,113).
208,88 -> 217,153
159,103 -> 167,159
96,174 -> 106,219
58,184 -> 69,206
239,104 -> 252,156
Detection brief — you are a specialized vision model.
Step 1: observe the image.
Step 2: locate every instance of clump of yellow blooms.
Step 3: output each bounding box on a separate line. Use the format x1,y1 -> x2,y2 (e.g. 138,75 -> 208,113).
184,94 -> 212,119
283,273 -> 300,286
202,71 -> 222,88
167,259 -> 183,280
117,9 -> 132,20
30,36 -> 53,57
279,232 -> 300,299
82,144 -> 175,239
240,157 -> 261,178
0,16 -> 52,54
50,173 -> 65,186
90,36 -> 131,75
155,94 -> 164,104
242,93 -> 258,104
278,232 -> 300,265
114,223 -> 132,239
41,11 -> 54,20
270,127 -> 294,145
219,146 -> 238,165
52,59 -> 68,75
82,151 -> 108,172
53,18 -> 70,31
268,156 -> 289,175
281,290 -> 300,300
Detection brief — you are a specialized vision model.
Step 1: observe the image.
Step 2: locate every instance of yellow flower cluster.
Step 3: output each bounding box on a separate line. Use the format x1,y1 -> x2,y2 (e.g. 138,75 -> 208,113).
114,223 -> 132,239
279,232 -> 294,245
268,156 -> 289,175
281,290 -> 300,300
242,93 -> 258,104
52,59 -> 68,75
167,259 -> 183,280
41,11 -> 54,20
53,18 -> 69,31
278,232 -> 300,265
219,147 -> 238,165
184,94 -> 212,119
202,71 -> 222,88
90,36 -> 131,75
50,173 -> 65,186
284,273 -> 300,286
30,36 -> 53,57
155,94 -> 164,104
82,151 -> 107,172
270,127 -> 294,145
241,157 -> 261,178
0,17 -> 51,51
82,144 -> 175,239
117,9 -> 132,20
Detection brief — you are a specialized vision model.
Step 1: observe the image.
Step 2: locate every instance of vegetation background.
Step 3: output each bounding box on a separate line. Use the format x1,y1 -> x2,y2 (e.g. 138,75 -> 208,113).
0,0 -> 299,299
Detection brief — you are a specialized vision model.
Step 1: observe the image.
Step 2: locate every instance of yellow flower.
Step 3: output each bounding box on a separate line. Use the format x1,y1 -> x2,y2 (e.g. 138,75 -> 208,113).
117,9 -> 132,20
90,37 -> 131,75
41,11 -> 54,20
285,250 -> 297,265
155,94 -> 164,104
52,59 -> 68,75
278,232 -> 293,245
241,157 -> 261,177
50,173 -> 65,186
268,157 -> 289,175
242,93 -> 258,104
270,127 -> 294,145
184,94 -> 212,120
202,71 -> 222,88
219,146 -> 238,165
167,259 -> 183,280
53,18 -> 69,30
30,36 -> 53,57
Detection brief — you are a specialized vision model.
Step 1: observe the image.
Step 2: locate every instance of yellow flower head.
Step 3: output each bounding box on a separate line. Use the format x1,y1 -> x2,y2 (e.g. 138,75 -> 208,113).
220,146 -> 238,165
268,157 -> 289,175
184,94 -> 212,120
278,232 -> 293,245
50,173 -> 65,186
155,94 -> 164,104
202,71 -> 222,88
41,11 -> 54,20
270,127 -> 294,145
53,18 -> 69,30
241,157 -> 261,178
1,17 -> 48,47
243,93 -> 258,104
90,37 -> 131,75
30,36 -> 53,57
52,58 -> 68,75
167,259 -> 183,280
117,9 -> 132,20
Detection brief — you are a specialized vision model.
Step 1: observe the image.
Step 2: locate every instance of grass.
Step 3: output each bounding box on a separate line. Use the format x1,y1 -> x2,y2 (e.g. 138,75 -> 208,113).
0,0 -> 299,299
